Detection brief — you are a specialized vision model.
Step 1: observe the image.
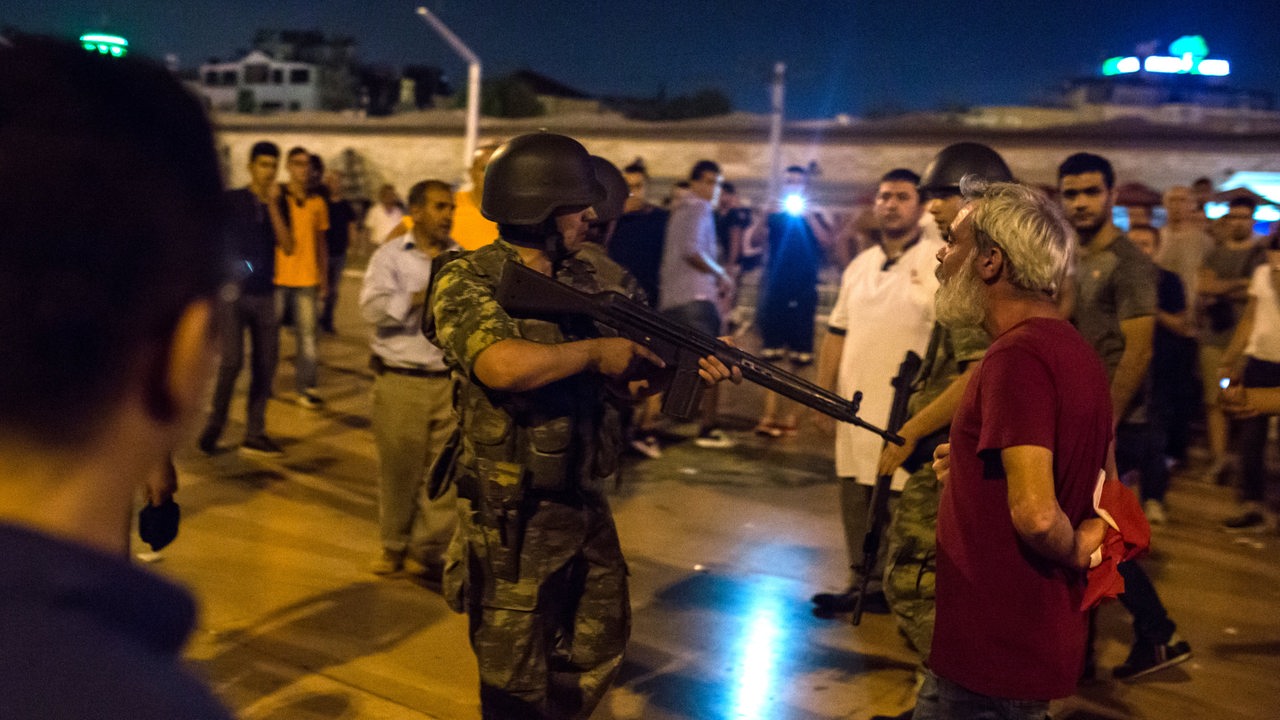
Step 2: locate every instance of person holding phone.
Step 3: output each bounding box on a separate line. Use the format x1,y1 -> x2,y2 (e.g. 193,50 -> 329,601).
1217,233 -> 1280,532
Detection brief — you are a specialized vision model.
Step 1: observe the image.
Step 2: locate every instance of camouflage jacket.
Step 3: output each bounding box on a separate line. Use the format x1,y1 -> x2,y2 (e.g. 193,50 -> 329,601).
428,239 -> 642,496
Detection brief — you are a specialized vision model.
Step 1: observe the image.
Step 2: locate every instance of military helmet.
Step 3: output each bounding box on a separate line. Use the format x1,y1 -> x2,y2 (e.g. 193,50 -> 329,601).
918,142 -> 1013,196
481,132 -> 604,225
589,156 -> 628,224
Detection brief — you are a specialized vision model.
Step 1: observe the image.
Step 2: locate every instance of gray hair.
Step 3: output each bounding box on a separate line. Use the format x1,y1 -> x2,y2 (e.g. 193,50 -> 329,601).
960,175 -> 1075,295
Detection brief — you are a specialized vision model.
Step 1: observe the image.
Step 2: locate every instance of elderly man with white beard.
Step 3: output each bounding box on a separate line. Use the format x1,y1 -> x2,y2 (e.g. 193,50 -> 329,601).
919,178 -> 1111,718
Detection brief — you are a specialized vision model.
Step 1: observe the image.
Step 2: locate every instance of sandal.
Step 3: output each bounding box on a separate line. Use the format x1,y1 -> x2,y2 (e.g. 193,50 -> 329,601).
754,421 -> 784,438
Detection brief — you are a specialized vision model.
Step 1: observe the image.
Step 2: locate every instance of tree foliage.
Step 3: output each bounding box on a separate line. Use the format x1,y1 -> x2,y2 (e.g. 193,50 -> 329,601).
473,76 -> 546,118
611,88 -> 733,121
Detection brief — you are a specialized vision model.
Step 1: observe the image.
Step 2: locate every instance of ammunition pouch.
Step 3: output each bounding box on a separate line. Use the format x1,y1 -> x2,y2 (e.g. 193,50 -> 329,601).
472,457 -> 527,583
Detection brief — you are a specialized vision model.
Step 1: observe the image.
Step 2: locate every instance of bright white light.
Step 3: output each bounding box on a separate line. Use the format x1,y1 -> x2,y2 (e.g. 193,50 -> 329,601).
1144,56 -> 1184,73
728,593 -> 782,719
1117,57 -> 1140,73
1198,59 -> 1231,76
783,194 -> 805,216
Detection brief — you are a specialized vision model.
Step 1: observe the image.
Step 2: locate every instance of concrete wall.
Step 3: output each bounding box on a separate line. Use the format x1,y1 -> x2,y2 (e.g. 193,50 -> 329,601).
213,113 -> 1280,208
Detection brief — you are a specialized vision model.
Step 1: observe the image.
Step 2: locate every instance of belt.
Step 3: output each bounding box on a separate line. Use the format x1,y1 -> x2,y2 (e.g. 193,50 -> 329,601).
370,355 -> 450,378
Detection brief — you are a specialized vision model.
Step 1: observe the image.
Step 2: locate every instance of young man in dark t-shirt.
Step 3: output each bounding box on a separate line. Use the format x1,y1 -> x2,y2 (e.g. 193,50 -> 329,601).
1059,153 -> 1192,681
1129,224 -> 1192,523
319,169 -> 358,333
608,158 -> 668,306
198,141 -> 293,456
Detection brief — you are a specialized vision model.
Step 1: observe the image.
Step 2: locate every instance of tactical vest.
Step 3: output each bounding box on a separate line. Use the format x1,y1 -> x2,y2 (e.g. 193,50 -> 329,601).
450,249 -> 627,498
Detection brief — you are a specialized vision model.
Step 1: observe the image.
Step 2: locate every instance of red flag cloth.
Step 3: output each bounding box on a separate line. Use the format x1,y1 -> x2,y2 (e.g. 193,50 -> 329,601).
1080,474 -> 1151,611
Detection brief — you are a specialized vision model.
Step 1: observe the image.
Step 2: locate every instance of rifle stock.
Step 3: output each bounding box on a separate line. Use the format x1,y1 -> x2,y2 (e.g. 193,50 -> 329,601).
850,350 -> 922,626
496,260 -> 903,445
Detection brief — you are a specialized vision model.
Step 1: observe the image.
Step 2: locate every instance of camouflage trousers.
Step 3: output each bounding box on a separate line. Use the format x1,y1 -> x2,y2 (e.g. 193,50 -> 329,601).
882,463 -> 940,663
445,494 -> 631,720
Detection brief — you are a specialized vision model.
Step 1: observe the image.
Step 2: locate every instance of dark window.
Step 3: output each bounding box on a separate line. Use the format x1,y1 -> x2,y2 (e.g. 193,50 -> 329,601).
272,69 -> 283,84
243,64 -> 268,85
204,71 -> 218,86
289,101 -> 300,111
289,68 -> 310,84
220,70 -> 237,85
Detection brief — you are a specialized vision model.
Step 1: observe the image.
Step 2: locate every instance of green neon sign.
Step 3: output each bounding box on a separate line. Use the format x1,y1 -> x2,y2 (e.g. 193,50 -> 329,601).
79,33 -> 128,58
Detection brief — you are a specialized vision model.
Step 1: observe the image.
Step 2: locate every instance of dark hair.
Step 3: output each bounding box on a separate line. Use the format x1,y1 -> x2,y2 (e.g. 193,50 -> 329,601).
307,153 -> 328,199
0,38 -> 225,446
287,145 -> 309,160
721,181 -> 737,195
250,140 -> 280,161
690,159 -> 721,181
1057,152 -> 1115,190
408,179 -> 453,208
1228,196 -> 1258,212
623,157 -> 649,178
1128,223 -> 1161,248
880,168 -> 921,186
786,165 -> 806,175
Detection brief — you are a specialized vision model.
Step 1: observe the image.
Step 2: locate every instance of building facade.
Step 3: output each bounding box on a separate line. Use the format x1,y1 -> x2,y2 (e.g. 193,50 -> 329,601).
197,50 -> 320,113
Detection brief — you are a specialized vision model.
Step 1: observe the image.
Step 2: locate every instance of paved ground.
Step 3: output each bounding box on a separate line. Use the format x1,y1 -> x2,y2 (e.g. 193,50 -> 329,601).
150,273 -> 1280,719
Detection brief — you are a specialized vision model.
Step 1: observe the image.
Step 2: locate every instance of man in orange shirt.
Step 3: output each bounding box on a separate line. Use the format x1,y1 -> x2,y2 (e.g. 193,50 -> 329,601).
451,141 -> 500,250
276,146 -> 329,409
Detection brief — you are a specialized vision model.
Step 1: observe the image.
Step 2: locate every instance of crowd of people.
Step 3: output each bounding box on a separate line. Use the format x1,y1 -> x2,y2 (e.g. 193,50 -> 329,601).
6,36 -> 1280,720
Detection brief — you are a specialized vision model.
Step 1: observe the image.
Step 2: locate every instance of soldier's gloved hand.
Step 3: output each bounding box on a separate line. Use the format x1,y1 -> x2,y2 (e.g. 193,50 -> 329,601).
588,337 -> 665,379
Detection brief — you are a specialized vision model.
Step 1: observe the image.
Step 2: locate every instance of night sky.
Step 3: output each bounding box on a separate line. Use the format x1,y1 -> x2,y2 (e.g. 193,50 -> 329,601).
9,1 -> 1280,119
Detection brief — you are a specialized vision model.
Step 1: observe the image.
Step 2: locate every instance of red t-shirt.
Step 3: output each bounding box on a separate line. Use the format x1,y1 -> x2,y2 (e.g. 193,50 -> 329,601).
931,317 -> 1112,701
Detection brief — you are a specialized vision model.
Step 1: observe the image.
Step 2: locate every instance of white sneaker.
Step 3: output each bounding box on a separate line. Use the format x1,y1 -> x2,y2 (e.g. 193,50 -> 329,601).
694,428 -> 736,449
629,435 -> 663,459
296,391 -> 325,410
1143,499 -> 1167,526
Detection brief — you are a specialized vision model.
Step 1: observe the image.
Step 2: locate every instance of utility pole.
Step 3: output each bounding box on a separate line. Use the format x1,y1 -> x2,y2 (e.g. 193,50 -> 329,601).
765,61 -> 786,206
416,6 -> 481,182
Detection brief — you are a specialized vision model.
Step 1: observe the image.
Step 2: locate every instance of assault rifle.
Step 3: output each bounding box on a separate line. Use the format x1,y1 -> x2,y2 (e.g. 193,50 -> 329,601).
494,260 -> 902,446
850,350 -> 921,626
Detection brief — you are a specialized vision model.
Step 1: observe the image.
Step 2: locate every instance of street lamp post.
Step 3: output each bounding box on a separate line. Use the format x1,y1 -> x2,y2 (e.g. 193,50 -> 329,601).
766,62 -> 786,206
416,6 -> 481,182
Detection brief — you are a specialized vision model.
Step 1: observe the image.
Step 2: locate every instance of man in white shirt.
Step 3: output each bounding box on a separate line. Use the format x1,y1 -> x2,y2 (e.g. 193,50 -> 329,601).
812,168 -> 942,615
359,179 -> 459,577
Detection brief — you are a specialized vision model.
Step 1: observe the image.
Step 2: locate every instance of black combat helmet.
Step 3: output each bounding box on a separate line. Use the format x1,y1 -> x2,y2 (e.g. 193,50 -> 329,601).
589,156 -> 628,224
481,132 -> 604,225
918,142 -> 1013,196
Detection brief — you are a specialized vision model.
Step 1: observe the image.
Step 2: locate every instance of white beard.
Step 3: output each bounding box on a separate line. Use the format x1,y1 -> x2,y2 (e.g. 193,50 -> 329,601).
935,252 -> 987,330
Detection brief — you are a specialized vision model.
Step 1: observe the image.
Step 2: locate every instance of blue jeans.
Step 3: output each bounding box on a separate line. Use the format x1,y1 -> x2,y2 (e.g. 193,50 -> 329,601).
913,671 -> 1049,720
275,285 -> 318,393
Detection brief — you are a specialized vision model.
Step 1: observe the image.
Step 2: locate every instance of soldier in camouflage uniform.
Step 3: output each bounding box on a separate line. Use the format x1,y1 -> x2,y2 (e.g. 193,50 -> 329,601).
427,133 -> 734,720
871,143 -> 1011,720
